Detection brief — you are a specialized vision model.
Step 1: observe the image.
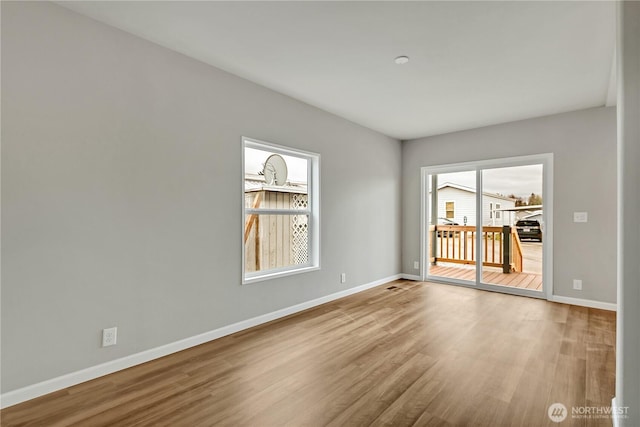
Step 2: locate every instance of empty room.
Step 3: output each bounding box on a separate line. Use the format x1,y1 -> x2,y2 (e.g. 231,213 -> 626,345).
2,1 -> 639,426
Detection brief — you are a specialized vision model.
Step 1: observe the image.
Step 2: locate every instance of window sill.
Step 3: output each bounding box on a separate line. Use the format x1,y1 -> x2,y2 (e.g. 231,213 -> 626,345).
242,265 -> 320,285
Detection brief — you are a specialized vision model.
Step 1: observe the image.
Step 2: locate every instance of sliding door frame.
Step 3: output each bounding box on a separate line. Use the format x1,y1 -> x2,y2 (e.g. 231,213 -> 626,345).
420,153 -> 553,300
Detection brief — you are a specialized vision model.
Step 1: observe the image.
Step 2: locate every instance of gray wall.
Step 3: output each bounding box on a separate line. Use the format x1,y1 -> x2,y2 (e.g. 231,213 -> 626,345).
402,107 -> 617,303
1,2 -> 401,392
616,2 -> 640,425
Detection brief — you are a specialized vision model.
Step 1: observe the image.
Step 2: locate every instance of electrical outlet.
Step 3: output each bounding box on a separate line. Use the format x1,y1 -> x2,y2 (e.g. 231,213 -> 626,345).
102,327 -> 117,347
414,261 -> 420,270
340,273 -> 346,283
573,279 -> 582,291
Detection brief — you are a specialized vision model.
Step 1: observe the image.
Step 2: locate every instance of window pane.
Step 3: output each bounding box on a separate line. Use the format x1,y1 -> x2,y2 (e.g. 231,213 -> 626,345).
481,164 -> 543,291
244,214 -> 309,273
245,147 -> 308,205
428,171 -> 476,283
445,201 -> 455,219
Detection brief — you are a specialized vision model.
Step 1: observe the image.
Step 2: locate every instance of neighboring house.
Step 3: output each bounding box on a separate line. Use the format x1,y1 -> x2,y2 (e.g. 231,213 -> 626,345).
432,182 -> 516,226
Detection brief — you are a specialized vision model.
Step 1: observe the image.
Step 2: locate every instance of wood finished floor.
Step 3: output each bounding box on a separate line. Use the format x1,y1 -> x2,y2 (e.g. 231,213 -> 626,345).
429,265 -> 543,291
1,281 -> 616,427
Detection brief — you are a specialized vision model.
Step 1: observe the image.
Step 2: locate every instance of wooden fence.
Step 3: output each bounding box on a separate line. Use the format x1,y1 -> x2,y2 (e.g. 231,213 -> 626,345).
429,225 -> 523,273
244,191 -> 308,272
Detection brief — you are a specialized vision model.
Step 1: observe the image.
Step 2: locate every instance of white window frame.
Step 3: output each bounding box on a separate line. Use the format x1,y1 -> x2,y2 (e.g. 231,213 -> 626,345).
496,203 -> 501,219
242,137 -> 320,284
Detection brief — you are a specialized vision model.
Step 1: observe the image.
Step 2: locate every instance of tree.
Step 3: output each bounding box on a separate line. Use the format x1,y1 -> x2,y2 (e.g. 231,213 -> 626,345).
528,193 -> 543,206
508,194 -> 527,206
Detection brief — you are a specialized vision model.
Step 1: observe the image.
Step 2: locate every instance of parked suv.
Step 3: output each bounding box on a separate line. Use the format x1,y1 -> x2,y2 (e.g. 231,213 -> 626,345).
516,220 -> 542,241
437,217 -> 459,237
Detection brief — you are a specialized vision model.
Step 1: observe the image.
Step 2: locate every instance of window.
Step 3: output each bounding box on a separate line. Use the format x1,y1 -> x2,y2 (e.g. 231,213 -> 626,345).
489,202 -> 493,219
242,137 -> 320,283
496,203 -> 501,219
445,201 -> 455,219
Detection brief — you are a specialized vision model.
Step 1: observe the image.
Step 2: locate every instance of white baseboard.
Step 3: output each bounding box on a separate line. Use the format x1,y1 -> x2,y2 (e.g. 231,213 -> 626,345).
0,274 -> 401,409
549,295 -> 617,311
395,277 -> 617,313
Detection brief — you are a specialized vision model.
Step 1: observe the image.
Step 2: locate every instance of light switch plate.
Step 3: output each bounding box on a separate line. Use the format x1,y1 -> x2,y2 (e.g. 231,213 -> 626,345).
573,212 -> 588,223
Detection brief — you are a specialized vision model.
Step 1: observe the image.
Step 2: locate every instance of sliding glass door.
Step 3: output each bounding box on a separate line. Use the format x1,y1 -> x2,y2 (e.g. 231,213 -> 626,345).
423,155 -> 552,299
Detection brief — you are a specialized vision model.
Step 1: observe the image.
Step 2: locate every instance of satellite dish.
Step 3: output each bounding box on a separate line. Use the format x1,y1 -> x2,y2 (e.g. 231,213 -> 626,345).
262,154 -> 288,186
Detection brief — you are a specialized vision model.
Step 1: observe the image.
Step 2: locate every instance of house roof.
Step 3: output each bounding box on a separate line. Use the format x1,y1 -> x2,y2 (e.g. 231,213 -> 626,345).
436,182 -> 517,202
522,211 -> 544,219
245,174 -> 307,194
496,205 -> 544,212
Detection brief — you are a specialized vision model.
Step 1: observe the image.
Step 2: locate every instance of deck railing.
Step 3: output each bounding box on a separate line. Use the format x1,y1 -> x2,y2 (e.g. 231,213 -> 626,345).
429,225 -> 523,273
509,226 -> 523,272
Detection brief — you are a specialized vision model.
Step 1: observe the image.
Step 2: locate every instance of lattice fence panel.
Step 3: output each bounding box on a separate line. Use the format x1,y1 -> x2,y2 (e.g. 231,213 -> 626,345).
291,194 -> 309,264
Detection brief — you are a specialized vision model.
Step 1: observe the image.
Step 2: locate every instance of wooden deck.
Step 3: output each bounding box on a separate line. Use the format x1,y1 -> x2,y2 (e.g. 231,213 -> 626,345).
429,265 -> 543,291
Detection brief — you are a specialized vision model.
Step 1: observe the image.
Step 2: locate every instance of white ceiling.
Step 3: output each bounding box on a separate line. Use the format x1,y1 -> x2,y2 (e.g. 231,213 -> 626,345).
58,1 -> 616,140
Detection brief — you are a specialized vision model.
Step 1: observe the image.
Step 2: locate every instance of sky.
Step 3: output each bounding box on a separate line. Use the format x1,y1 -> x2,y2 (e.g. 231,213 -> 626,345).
434,164 -> 543,199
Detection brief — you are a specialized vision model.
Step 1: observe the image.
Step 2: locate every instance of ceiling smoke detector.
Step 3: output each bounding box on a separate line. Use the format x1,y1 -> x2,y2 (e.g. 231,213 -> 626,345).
394,56 -> 410,65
